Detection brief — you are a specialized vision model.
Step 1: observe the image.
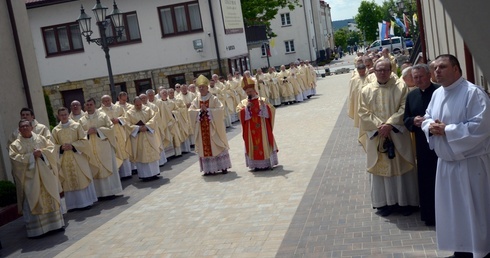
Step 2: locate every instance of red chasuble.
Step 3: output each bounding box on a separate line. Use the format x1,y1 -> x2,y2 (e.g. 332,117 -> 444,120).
239,98 -> 275,160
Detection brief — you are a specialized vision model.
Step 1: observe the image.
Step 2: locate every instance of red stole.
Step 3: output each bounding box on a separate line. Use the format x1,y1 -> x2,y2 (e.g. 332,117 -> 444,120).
240,98 -> 274,160
199,100 -> 213,157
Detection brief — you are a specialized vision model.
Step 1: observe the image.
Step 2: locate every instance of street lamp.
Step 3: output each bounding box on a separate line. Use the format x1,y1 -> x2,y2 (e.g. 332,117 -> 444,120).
77,0 -> 125,101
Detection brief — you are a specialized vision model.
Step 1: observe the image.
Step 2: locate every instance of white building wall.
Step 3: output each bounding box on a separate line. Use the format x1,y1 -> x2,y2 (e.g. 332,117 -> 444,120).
420,1 -> 466,77
0,0 -> 48,181
420,0 -> 490,92
249,4 -> 316,71
27,0 -> 248,86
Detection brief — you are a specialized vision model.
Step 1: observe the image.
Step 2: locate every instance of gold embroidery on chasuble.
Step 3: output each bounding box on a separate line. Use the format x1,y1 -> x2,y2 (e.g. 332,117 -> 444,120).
58,128 -> 80,190
200,100 -> 213,157
23,137 -> 59,215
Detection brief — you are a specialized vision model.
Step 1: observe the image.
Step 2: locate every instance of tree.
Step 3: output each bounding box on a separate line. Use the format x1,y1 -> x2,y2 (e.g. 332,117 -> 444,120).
241,0 -> 301,36
355,0 -> 383,43
347,30 -> 362,46
334,28 -> 348,50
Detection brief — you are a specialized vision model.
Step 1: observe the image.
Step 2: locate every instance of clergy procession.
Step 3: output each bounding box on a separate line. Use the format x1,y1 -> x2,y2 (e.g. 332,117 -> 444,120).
7,63 -> 317,239
348,51 -> 490,258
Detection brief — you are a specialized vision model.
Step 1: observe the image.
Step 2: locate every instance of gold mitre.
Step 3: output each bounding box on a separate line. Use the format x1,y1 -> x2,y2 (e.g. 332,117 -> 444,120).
241,77 -> 255,90
196,74 -> 209,86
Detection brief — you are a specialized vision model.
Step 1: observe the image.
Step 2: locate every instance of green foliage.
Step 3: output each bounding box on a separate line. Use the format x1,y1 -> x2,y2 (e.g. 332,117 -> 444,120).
347,30 -> 362,46
334,28 -> 348,49
241,0 -> 301,37
355,0 -> 383,42
0,180 -> 17,207
44,91 -> 57,129
356,0 -> 418,42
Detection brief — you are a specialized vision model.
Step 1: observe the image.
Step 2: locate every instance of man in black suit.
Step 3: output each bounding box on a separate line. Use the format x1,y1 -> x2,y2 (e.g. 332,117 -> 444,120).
403,63 -> 439,226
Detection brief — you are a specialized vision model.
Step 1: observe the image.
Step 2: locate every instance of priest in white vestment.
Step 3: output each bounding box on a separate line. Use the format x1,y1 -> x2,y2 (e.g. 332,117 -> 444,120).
9,120 -> 64,237
114,91 -> 134,112
358,60 -> 419,217
79,98 -> 123,198
348,64 -> 369,136
69,101 -> 85,122
99,95 -> 132,178
189,75 -> 232,175
9,108 -> 52,146
52,107 -> 97,210
422,54 -> 490,258
125,97 -> 162,180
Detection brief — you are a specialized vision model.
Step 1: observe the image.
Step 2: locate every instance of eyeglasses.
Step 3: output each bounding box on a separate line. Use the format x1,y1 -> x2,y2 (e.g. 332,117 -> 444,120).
375,69 -> 390,73
175,86 -> 180,88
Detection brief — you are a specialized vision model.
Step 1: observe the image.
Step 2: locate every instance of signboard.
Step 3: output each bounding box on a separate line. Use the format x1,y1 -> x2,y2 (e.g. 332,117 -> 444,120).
220,0 -> 244,34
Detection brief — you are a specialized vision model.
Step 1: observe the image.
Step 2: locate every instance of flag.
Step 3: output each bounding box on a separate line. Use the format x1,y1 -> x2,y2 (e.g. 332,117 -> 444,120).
388,21 -> 394,37
403,13 -> 411,36
380,21 -> 390,40
413,13 -> 418,28
379,21 -> 392,40
269,38 -> 278,56
394,16 -> 407,36
390,20 -> 397,36
378,22 -> 383,41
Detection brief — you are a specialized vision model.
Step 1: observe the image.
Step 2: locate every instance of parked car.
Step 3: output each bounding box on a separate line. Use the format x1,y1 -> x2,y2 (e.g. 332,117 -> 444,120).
405,38 -> 414,48
367,36 -> 406,54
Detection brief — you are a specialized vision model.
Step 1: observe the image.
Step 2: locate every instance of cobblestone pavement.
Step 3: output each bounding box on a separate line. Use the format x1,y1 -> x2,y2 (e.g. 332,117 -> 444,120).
0,71 -> 452,257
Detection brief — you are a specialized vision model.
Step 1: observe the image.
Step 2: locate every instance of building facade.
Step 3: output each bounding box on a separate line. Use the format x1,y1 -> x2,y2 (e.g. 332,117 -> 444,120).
248,0 -> 333,71
0,0 -> 49,181
419,0 -> 489,91
26,0 -> 249,111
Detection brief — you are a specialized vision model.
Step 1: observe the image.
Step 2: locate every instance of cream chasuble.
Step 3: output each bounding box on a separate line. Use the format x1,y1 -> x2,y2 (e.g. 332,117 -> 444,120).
79,110 -> 118,179
358,77 -> 414,177
99,105 -> 131,162
348,75 -> 370,128
9,133 -> 61,215
189,93 -> 229,158
52,121 -> 93,192
125,106 -> 161,163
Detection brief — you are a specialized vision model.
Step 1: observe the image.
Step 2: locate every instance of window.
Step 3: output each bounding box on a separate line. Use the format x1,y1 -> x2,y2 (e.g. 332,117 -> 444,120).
193,70 -> 211,80
61,89 -> 84,111
281,13 -> 291,26
285,40 -> 295,53
106,11 -> 142,45
114,82 -> 127,96
167,73 -> 186,88
42,22 -> 84,56
158,1 -> 203,37
134,79 -> 153,96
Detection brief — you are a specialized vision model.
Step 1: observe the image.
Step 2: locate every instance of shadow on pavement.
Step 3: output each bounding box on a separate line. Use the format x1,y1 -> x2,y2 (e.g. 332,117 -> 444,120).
202,171 -> 241,183
251,165 -> 293,178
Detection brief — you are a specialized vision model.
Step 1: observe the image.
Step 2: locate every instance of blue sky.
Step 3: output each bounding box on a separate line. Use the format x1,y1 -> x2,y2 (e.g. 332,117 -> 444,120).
329,0 -> 385,21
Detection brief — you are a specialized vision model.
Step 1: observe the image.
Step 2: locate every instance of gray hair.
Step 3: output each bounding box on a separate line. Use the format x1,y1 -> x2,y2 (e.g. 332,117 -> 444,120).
401,67 -> 412,78
412,63 -> 430,74
146,89 -> 155,95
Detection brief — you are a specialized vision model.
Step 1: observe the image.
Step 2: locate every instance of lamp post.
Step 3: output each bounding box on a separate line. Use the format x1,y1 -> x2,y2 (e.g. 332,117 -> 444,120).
263,26 -> 272,68
263,42 -> 271,68
77,0 -> 125,101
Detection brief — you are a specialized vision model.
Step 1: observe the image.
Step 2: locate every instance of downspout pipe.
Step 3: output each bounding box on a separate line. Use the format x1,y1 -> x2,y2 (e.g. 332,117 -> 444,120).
303,0 -> 313,61
7,0 -> 34,109
208,0 -> 224,76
